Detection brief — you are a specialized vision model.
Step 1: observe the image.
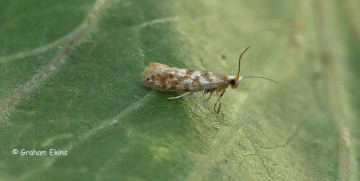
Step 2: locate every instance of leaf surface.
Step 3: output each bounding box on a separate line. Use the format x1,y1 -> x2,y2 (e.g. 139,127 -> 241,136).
1,0 -> 359,180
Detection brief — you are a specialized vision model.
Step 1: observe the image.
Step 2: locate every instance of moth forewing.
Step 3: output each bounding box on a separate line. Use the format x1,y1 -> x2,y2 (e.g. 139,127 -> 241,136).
141,62 -> 232,92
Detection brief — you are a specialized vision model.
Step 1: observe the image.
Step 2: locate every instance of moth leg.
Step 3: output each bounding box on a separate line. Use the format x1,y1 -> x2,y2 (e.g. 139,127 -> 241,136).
203,91 -> 213,103
189,91 -> 213,113
167,92 -> 192,99
214,90 -> 226,114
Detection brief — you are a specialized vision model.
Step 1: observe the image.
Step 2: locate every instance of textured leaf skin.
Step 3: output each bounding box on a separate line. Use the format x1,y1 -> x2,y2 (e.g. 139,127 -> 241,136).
0,0 -> 359,180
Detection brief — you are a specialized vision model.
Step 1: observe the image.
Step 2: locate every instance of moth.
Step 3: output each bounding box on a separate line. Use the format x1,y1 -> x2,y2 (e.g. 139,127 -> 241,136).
141,46 -> 278,114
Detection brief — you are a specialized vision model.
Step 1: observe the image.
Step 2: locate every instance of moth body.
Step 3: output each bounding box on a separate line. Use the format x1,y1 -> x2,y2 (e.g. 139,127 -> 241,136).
141,62 -> 239,93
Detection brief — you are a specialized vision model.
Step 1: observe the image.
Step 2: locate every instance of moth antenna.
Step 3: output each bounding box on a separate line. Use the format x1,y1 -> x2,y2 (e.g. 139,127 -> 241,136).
237,46 -> 251,76
242,76 -> 279,83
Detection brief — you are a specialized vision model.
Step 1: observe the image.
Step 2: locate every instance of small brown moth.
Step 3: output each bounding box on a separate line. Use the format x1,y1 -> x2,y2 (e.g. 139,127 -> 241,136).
141,46 -> 278,114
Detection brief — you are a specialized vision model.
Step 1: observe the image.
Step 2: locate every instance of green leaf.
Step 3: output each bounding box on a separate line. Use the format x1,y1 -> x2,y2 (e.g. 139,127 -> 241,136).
1,0 -> 359,180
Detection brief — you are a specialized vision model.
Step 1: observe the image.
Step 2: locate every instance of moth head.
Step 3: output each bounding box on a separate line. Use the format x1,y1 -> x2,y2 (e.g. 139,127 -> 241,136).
230,74 -> 243,89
